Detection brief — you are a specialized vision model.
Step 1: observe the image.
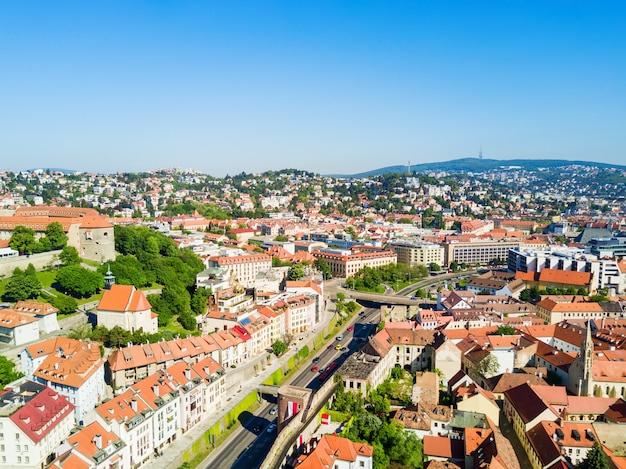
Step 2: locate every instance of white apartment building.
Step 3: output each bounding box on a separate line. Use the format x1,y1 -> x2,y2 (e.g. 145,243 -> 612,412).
311,247 -> 397,278
258,292 -> 318,336
0,380 -> 75,469
443,238 -> 523,266
208,253 -> 272,288
22,337 -> 105,424
91,388 -> 154,467
54,421 -> 129,469
508,246 -> 626,294
0,309 -> 39,347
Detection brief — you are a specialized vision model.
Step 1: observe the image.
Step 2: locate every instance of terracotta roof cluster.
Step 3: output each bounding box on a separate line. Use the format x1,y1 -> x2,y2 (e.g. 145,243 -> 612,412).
7,205 -> 113,230
108,332 -> 237,374
52,421 -> 125,468
33,339 -> 103,389
293,434 -> 373,469
98,356 -> 223,427
526,420 -> 597,468
505,382 -> 626,430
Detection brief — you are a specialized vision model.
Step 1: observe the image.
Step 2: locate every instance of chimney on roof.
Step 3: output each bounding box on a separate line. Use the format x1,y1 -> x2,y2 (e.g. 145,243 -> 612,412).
131,398 -> 137,412
184,368 -> 191,380
153,383 -> 159,397
94,434 -> 102,449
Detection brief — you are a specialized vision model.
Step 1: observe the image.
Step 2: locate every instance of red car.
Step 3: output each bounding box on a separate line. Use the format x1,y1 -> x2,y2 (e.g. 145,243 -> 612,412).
347,326 -> 353,331
311,365 -> 319,372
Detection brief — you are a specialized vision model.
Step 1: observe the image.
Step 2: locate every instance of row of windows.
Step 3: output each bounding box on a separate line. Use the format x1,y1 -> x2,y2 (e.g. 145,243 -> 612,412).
1,456 -> 29,464
0,443 -> 28,451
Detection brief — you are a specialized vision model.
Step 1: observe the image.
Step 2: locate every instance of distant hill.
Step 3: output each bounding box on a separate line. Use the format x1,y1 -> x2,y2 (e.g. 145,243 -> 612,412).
329,158 -> 626,178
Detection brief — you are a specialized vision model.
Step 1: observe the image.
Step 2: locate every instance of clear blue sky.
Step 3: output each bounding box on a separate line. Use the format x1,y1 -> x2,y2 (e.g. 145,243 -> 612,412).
1,1 -> 624,176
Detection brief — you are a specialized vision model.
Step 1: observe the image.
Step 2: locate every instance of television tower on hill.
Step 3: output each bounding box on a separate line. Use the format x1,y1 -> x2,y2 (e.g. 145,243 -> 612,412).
479,146 -> 483,160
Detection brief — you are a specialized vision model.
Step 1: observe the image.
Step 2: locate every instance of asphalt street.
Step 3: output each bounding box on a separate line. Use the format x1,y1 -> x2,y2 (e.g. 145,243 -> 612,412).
210,306 -> 380,469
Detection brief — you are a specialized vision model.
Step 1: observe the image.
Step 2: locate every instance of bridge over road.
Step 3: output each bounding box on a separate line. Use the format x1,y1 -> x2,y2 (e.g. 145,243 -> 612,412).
257,384 -> 280,396
338,271 -> 475,306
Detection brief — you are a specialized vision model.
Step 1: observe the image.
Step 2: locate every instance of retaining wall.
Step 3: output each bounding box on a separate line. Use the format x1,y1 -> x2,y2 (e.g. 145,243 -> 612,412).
0,251 -> 61,278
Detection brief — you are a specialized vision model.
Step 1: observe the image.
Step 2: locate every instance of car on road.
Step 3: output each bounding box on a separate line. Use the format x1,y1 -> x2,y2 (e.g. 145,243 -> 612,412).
312,356 -> 320,363
347,326 -> 353,331
311,365 -> 319,372
336,334 -> 344,341
327,343 -> 334,350
269,406 -> 277,415
267,424 -> 276,433
335,344 -> 342,350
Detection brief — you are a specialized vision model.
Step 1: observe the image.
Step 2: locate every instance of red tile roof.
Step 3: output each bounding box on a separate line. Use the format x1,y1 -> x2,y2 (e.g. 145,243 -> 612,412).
294,435 -> 373,469
33,341 -> 103,388
9,385 -> 74,443
503,382 -> 559,424
525,421 -> 563,467
0,309 -> 39,329
538,268 -> 591,286
67,421 -> 122,464
98,284 -> 151,312
14,300 -> 58,316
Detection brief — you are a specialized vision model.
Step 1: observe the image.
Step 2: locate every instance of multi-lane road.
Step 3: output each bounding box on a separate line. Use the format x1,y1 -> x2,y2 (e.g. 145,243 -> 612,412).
206,306 -> 381,469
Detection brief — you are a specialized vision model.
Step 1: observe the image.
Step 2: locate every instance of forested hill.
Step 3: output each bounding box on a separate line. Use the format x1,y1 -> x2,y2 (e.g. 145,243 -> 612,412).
329,158 -> 626,178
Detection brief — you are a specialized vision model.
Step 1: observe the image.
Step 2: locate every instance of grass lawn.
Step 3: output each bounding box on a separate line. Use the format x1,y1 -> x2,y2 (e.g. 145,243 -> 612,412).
159,322 -> 201,338
0,267 -> 104,307
36,270 -> 58,288
0,269 -> 58,300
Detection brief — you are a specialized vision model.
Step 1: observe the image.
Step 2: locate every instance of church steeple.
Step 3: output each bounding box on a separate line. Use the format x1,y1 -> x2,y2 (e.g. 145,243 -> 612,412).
581,321 -> 595,396
104,264 -> 116,290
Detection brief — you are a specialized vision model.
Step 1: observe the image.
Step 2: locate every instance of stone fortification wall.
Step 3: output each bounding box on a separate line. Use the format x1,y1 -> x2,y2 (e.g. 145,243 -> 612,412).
0,251 -> 61,278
